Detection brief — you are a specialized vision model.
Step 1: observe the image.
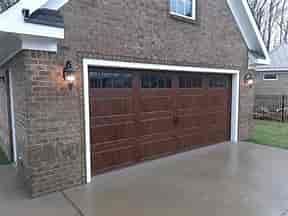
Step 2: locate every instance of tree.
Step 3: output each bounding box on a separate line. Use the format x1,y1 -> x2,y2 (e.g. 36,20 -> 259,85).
248,0 -> 288,51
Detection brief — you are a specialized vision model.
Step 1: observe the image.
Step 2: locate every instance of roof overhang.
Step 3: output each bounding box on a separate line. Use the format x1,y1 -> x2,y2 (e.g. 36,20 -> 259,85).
256,67 -> 288,72
0,0 -> 67,38
227,0 -> 270,65
0,0 -> 68,66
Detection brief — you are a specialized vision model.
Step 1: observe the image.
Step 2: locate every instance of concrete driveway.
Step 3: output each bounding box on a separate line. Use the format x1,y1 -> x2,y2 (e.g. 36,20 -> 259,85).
0,165 -> 80,216
1,142 -> 288,216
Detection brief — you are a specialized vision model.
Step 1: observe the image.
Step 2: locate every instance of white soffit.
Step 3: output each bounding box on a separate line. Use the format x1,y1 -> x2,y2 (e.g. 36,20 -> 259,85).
0,0 -> 65,39
0,33 -> 58,66
227,0 -> 270,65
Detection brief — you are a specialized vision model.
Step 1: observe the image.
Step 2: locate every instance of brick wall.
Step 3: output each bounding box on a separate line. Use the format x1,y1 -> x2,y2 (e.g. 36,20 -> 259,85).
1,0 -> 254,196
60,0 -> 251,140
1,51 -> 84,197
2,52 -> 32,188
25,51 -> 83,196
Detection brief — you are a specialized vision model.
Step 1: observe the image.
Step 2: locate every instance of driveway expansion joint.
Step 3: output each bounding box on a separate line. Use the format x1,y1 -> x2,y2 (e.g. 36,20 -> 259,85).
61,191 -> 85,216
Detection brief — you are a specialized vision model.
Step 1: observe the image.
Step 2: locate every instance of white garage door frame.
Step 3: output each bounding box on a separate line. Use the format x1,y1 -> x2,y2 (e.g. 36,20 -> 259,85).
83,59 -> 240,183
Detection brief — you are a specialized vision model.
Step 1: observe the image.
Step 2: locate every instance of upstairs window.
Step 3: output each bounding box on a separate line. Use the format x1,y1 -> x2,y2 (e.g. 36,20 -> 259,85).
170,0 -> 196,20
263,73 -> 278,81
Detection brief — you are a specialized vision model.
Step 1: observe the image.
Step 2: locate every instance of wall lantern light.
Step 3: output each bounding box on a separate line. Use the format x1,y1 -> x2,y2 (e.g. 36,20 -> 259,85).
244,72 -> 255,88
63,61 -> 76,88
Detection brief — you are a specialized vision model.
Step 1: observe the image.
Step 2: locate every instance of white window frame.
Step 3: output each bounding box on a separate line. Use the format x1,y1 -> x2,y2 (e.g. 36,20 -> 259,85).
83,59 -> 240,183
170,0 -> 197,21
263,73 -> 278,81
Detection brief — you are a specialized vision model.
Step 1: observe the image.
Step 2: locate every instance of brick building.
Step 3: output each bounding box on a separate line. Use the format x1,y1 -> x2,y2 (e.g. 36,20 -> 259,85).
0,0 -> 270,197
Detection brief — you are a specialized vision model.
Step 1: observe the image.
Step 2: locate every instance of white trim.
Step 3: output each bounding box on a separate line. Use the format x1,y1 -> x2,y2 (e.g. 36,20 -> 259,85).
0,0 -> 64,39
263,73 -> 278,81
231,73 -> 239,144
41,0 -> 69,10
227,0 -> 270,65
170,0 -> 196,21
83,59 -> 240,183
83,59 -> 239,74
257,67 -> 288,72
8,69 -> 17,164
21,35 -> 58,52
83,60 -> 91,183
241,0 -> 270,65
0,35 -> 58,67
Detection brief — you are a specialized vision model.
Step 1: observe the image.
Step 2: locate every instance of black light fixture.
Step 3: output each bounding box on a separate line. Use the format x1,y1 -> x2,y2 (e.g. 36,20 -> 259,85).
63,60 -> 76,85
244,72 -> 255,88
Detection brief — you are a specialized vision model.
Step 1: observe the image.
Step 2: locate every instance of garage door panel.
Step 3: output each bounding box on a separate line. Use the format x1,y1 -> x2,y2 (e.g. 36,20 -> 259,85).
140,137 -> 179,160
90,97 -> 134,116
205,113 -> 229,124
140,118 -> 174,135
89,88 -> 132,97
91,122 -> 137,143
176,94 -> 206,110
90,114 -> 136,126
89,68 -> 232,176
178,114 -> 202,129
140,96 -> 172,113
178,134 -> 208,149
140,111 -> 172,120
91,146 -> 137,174
91,138 -> 138,152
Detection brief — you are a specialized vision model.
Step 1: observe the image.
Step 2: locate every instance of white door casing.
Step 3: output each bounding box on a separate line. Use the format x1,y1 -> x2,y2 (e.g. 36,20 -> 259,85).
82,59 -> 240,183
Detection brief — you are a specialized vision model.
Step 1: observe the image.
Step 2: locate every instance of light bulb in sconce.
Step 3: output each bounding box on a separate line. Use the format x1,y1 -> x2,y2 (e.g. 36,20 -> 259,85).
244,72 -> 255,88
66,74 -> 76,82
63,60 -> 76,88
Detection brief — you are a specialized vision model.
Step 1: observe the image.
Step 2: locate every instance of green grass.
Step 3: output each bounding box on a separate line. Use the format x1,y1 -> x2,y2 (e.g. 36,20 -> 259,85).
249,120 -> 288,149
0,145 -> 10,165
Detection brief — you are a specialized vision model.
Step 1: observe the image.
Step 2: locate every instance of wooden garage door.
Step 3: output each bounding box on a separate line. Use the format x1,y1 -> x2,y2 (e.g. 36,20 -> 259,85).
89,67 -> 231,176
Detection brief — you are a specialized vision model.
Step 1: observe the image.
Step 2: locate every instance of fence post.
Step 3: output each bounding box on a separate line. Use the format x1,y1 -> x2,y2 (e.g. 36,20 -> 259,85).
282,95 -> 285,122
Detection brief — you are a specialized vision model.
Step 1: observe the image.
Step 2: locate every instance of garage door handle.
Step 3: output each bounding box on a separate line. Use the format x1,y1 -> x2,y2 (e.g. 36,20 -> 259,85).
173,115 -> 179,124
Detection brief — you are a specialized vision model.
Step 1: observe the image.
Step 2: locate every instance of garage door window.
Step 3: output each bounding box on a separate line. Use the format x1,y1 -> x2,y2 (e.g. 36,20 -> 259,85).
209,78 -> 228,88
89,72 -> 132,88
141,74 -> 172,88
179,76 -> 202,88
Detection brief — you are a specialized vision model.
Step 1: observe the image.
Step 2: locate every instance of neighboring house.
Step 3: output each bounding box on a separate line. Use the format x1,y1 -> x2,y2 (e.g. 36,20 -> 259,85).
0,0 -> 269,197
256,43 -> 288,96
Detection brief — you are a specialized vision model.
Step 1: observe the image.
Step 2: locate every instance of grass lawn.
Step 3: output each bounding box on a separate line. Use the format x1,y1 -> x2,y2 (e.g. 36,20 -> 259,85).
0,145 -> 10,165
249,120 -> 288,149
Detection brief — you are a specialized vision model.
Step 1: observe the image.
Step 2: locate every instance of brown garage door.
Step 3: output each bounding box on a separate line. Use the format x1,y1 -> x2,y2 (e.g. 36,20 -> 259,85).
89,67 -> 231,176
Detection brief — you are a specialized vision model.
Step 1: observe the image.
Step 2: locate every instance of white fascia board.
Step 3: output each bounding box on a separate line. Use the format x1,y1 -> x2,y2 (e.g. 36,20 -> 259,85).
0,0 -> 64,39
256,67 -> 288,72
41,0 -> 69,10
21,35 -> 58,52
227,0 -> 270,65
